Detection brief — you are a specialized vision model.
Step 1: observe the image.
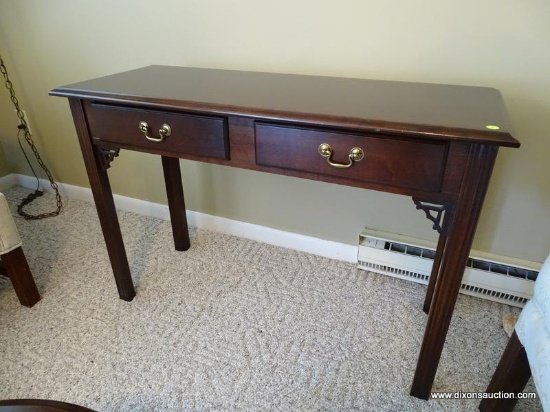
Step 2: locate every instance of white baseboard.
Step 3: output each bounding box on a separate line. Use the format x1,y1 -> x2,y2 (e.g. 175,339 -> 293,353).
10,174 -> 358,263
0,173 -> 17,192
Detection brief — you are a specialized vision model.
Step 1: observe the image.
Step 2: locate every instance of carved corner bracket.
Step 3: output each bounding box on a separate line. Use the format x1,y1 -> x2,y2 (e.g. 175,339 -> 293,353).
412,198 -> 455,236
96,147 -> 120,170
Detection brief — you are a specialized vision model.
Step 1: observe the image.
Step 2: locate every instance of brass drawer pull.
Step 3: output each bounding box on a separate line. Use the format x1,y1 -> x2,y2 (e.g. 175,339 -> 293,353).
318,143 -> 364,168
139,121 -> 171,142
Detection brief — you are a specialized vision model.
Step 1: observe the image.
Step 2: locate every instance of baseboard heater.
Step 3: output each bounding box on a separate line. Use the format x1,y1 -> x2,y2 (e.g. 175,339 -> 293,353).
357,229 -> 539,308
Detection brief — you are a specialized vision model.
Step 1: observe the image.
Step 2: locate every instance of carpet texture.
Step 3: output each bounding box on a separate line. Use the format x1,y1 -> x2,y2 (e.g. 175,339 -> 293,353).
0,186 -> 541,411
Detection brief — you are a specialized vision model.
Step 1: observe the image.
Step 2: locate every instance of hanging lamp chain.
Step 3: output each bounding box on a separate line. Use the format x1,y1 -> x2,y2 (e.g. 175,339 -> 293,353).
0,55 -> 62,219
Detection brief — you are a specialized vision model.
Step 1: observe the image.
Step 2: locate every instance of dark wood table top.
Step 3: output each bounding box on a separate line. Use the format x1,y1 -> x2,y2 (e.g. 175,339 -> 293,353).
51,65 -> 519,147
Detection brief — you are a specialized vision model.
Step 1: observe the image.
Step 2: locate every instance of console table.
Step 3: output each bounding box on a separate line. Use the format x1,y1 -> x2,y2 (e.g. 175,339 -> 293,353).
50,66 -> 519,399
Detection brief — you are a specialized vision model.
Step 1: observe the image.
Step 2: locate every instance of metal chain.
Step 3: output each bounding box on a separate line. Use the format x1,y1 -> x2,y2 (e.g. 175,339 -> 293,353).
0,55 -> 62,219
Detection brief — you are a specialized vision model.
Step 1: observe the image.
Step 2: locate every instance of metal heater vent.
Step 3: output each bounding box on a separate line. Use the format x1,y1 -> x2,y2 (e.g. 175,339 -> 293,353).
358,230 -> 538,308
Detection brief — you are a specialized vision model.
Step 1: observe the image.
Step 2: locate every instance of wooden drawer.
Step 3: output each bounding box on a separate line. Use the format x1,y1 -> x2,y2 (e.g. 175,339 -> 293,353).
86,103 -> 228,160
255,123 -> 448,192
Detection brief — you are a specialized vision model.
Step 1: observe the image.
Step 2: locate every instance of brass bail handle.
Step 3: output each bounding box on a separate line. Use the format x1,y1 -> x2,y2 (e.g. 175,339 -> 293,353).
318,143 -> 364,168
139,121 -> 171,142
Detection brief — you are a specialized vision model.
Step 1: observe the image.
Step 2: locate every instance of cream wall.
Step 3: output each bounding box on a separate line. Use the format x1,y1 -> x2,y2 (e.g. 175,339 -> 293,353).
0,145 -> 11,177
0,0 -> 548,263
0,36 -> 14,177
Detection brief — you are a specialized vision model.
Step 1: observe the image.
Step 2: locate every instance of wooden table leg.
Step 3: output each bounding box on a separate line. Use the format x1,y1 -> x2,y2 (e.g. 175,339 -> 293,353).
424,234 -> 448,314
410,144 -> 498,399
479,331 -> 531,411
69,99 -> 135,301
161,156 -> 190,251
1,247 -> 41,307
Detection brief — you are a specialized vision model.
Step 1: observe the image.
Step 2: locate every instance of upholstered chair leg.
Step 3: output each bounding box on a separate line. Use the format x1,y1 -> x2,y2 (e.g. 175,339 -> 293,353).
479,330 -> 531,411
1,246 -> 40,307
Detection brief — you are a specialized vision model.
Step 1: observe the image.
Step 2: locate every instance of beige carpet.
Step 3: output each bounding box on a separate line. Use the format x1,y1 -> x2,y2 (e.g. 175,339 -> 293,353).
0,186 -> 541,411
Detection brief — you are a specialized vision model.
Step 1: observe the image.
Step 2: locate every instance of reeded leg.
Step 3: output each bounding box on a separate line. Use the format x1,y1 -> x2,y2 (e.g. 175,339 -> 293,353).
479,331 -> 531,411
161,156 -> 190,251
69,99 -> 135,301
424,235 -> 448,314
87,159 -> 135,301
1,247 -> 40,307
410,144 -> 499,399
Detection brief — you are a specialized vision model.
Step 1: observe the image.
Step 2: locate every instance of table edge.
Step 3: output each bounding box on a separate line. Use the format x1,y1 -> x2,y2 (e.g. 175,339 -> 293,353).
49,88 -> 521,148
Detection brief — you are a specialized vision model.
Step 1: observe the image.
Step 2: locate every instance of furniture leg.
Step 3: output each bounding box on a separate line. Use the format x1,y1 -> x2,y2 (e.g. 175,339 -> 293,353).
423,234 -> 448,314
161,156 -> 190,251
69,99 -> 135,301
0,247 -> 40,307
478,330 -> 531,411
410,144 -> 498,399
